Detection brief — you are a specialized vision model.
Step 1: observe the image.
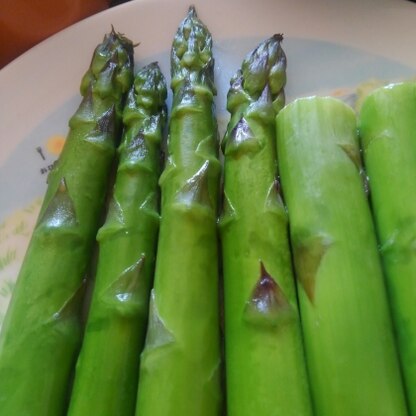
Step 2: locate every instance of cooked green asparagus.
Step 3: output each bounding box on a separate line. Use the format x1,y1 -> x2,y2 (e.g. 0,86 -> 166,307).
0,29 -> 134,415
67,62 -> 166,416
276,96 -> 408,415
135,7 -> 222,416
359,81 -> 416,414
220,35 -> 312,416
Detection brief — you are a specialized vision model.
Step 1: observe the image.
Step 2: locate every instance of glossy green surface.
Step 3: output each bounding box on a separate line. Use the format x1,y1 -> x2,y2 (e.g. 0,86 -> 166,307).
0,30 -> 134,415
276,97 -> 408,416
135,7 -> 222,416
220,36 -> 313,416
67,63 -> 166,416
359,82 -> 416,414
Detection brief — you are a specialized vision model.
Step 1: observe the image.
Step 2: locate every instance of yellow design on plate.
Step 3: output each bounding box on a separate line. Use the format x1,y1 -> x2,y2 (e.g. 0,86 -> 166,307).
46,135 -> 66,156
0,197 -> 42,328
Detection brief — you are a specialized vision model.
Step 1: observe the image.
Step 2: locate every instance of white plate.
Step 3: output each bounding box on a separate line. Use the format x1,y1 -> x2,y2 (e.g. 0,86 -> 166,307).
1,0 -> 415,326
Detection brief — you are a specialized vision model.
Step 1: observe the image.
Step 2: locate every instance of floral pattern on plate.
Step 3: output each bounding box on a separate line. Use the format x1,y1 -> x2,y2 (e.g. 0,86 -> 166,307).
0,199 -> 42,328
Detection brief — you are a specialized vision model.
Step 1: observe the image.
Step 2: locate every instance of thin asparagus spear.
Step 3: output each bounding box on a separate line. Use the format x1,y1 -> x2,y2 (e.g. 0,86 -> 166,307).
67,62 -> 167,416
0,29 -> 134,415
359,81 -> 416,414
135,7 -> 222,416
219,35 -> 312,416
276,96 -> 408,416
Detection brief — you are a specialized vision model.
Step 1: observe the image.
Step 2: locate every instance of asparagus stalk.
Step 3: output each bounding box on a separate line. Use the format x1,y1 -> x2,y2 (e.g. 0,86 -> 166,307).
0,29 -> 134,415
359,81 -> 416,413
219,36 -> 312,416
135,7 -> 222,416
276,97 -> 408,415
67,62 -> 167,416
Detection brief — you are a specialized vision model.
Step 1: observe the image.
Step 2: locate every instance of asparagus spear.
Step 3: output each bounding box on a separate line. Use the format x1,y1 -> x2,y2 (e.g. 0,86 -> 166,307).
359,81 -> 416,413
0,29 -> 134,415
67,62 -> 167,416
219,35 -> 312,416
135,7 -> 222,416
276,97 -> 408,415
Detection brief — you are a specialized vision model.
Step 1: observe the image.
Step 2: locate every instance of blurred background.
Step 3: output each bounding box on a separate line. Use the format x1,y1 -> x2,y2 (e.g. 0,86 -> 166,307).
0,0 -> 131,69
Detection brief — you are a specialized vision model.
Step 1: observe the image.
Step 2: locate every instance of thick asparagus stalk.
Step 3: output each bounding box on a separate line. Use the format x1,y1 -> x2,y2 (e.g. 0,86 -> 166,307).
276,97 -> 408,415
0,30 -> 134,415
359,81 -> 416,413
135,7 -> 222,416
67,62 -> 167,416
219,36 -> 312,416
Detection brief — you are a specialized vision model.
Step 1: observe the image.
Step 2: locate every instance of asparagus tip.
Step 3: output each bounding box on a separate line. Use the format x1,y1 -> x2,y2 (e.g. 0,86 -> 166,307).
188,5 -> 197,17
272,33 -> 284,42
222,35 -> 286,117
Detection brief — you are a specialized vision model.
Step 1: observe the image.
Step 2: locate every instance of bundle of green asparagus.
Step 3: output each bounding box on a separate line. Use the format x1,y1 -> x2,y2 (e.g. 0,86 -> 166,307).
0,29 -> 134,415
276,96 -> 408,415
359,81 -> 416,414
220,35 -> 313,416
135,6 -> 222,416
3,7 -> 416,414
67,62 -> 167,416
